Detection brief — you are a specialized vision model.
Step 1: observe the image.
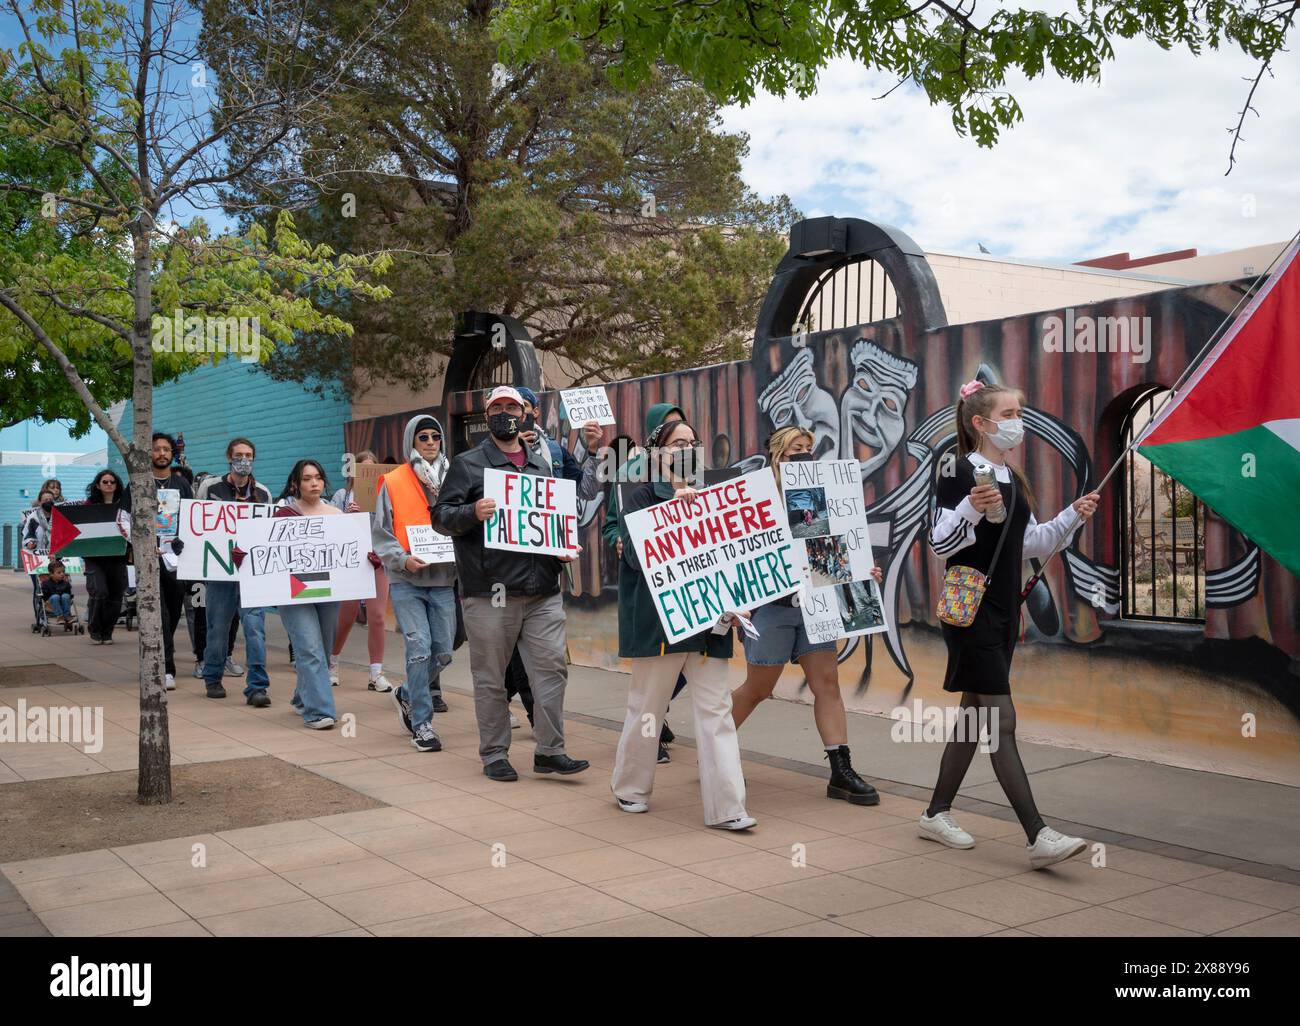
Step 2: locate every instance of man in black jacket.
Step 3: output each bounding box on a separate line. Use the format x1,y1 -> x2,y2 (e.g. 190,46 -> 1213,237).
149,433 -> 193,691
432,386 -> 589,782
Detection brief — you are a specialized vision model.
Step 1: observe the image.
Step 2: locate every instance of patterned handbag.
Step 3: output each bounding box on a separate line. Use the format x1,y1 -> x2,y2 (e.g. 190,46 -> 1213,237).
936,472 -> 1016,627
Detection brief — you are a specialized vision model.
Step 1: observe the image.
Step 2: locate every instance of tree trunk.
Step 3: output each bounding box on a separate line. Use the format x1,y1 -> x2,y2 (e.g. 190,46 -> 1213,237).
132,225 -> 172,805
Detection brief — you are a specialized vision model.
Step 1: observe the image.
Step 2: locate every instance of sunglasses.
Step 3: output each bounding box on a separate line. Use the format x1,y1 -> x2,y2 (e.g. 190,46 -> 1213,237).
416,432 -> 442,442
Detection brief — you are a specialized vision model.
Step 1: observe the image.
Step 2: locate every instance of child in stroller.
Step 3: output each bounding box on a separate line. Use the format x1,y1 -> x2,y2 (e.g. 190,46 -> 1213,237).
34,559 -> 87,637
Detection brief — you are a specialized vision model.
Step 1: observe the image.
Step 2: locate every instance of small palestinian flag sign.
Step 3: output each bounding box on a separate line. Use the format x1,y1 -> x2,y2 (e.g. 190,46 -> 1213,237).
289,571 -> 331,600
50,503 -> 128,558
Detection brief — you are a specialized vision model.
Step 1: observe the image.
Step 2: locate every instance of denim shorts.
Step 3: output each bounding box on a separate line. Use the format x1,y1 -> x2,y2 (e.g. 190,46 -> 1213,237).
742,601 -> 836,666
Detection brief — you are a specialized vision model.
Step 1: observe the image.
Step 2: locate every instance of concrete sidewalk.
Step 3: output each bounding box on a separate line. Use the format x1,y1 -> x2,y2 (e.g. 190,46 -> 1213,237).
1,571 -> 1297,937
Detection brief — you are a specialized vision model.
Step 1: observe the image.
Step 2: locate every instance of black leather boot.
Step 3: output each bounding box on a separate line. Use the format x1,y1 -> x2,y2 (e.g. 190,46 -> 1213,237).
825,745 -> 879,806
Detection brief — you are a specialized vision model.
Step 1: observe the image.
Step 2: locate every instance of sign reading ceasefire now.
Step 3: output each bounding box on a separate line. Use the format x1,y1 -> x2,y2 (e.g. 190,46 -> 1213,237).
483,468 -> 579,558
623,469 -> 807,642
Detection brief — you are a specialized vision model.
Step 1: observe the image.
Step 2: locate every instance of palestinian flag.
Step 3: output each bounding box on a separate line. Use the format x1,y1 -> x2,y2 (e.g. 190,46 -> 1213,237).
289,572 -> 331,600
49,503 -> 128,558
1137,238 -> 1300,577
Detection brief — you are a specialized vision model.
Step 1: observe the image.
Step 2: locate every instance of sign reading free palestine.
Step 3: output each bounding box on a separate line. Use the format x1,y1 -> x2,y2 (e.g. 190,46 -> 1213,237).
483,468 -> 579,558
623,469 -> 808,643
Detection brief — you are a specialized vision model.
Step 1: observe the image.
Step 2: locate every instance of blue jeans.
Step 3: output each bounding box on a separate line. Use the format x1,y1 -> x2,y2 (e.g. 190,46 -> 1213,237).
48,593 -> 71,617
203,580 -> 269,697
389,581 -> 455,732
279,602 -> 339,723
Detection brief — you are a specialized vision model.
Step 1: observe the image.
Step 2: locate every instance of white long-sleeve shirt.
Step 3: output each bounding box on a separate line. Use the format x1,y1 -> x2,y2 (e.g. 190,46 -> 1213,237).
928,455 -> 1083,561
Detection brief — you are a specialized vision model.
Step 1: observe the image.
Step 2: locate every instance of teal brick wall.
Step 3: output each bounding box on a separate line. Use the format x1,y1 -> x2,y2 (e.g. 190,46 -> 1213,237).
109,361 -> 351,501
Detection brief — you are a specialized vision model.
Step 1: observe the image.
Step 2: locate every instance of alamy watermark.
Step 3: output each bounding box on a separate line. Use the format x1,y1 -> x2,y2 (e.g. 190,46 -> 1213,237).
889,699 -> 1000,753
1041,309 -> 1150,365
0,701 -> 103,754
151,311 -> 261,363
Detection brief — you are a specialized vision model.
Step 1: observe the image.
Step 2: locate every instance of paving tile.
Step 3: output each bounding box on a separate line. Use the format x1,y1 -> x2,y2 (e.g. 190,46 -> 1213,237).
487,884 -> 643,934
219,819 -> 337,851
108,920 -> 212,937
403,795 -> 517,824
567,814 -> 699,845
1006,861 -> 1166,905
1214,911 -> 1300,937
624,831 -> 754,866
928,877 -> 1088,928
40,894 -> 190,937
847,856 -> 999,898
755,873 -> 910,918
436,862 -> 574,904
847,822 -> 942,855
547,912 -> 705,937
688,849 -> 830,890
244,835 -> 373,874
112,834 -> 238,867
922,838 -> 1036,878
136,849 -> 270,891
534,846 -> 670,885
592,867 -> 741,911
311,807 -> 428,836
1098,846 -> 1223,884
436,809 -> 557,842
388,841 -> 499,880
321,880 -> 468,927
1021,906 -> 1200,937
784,835 -> 911,873
369,906 -> 534,937
1178,871 -> 1300,911
525,797 -> 628,826
760,920 -> 865,937
1,849 -> 126,884
1105,885 -> 1280,934
199,899 -> 355,937
15,867 -> 155,912
836,898 -> 1004,937
281,857 -> 419,897
346,822 -> 470,857
165,875 -> 308,917
694,815 -> 836,852
658,892 -> 816,937
485,827 -> 608,861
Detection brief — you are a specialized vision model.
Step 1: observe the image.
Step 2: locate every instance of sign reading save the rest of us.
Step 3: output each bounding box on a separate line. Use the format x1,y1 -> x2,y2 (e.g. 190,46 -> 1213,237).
482,468 -> 580,558
622,469 -> 807,643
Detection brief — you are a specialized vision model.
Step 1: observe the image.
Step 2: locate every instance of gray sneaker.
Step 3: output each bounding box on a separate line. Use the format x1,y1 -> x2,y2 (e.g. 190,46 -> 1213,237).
225,657 -> 245,676
411,723 -> 442,753
191,661 -> 204,680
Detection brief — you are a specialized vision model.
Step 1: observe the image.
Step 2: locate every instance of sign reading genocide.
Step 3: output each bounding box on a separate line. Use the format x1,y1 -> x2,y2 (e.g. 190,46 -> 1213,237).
483,468 -> 579,557
623,469 -> 807,643
177,500 -> 276,581
559,386 -> 617,426
235,512 -> 376,607
779,459 -> 888,643
405,524 -> 455,564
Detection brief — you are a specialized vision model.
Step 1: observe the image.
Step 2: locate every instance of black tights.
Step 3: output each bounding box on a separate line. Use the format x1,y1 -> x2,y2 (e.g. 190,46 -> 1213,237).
926,692 -> 1046,845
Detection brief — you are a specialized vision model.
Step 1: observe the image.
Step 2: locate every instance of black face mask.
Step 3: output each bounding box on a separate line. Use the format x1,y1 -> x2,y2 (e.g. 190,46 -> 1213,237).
788,452 -> 814,463
488,411 -> 521,441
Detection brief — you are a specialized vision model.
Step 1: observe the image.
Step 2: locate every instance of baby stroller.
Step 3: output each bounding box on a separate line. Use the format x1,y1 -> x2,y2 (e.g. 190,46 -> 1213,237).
31,573 -> 87,638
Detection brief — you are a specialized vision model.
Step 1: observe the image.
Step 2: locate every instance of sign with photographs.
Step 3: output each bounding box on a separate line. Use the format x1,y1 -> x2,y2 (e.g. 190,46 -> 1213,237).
623,469 -> 806,643
779,459 -> 887,642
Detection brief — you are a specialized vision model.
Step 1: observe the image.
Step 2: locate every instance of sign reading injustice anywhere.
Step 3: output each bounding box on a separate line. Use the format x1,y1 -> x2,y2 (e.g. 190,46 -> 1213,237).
780,459 -> 887,643
177,500 -> 276,581
559,386 -> 617,426
623,469 -> 807,643
483,468 -> 579,558
235,513 -> 376,607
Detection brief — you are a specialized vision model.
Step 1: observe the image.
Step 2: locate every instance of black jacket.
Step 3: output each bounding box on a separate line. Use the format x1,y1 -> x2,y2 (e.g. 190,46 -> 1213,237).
195,474 -> 271,505
431,436 -> 565,598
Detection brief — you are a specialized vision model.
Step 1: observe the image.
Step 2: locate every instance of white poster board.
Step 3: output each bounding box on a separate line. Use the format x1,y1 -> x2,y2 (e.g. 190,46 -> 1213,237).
560,386 -> 617,426
623,468 -> 807,644
780,459 -> 887,642
21,551 -> 84,575
483,467 -> 579,558
177,499 -> 276,581
235,512 -> 376,607
406,524 -> 455,564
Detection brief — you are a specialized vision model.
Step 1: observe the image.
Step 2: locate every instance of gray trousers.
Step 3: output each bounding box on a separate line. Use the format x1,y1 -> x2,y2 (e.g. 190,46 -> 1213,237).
462,592 -> 569,764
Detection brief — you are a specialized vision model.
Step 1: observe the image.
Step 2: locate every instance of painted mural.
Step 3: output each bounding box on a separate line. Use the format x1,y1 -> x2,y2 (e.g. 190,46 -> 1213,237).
345,217 -> 1299,785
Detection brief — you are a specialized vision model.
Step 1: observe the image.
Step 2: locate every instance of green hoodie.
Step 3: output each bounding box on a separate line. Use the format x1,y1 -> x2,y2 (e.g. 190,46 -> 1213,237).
600,402 -> 685,549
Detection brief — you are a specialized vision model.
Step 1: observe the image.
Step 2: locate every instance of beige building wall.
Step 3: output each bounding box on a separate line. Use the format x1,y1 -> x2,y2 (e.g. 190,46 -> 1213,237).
1132,241 -> 1287,283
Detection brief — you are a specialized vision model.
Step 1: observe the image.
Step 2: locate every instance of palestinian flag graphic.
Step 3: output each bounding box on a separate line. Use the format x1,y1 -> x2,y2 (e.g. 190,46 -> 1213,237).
49,503 -> 128,558
1137,238 -> 1300,577
289,571 -> 331,600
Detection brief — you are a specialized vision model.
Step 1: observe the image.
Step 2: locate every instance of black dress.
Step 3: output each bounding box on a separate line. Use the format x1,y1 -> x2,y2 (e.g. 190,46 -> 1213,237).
933,458 -> 1030,695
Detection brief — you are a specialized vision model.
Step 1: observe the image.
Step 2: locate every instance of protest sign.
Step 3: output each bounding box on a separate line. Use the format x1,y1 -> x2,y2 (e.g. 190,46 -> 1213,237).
177,499 -> 276,581
235,512 -> 376,607
623,469 -> 807,643
21,551 -> 84,574
483,468 -> 579,558
155,489 -> 180,538
779,459 -> 887,643
406,524 -> 455,564
354,462 -> 401,513
560,386 -> 616,426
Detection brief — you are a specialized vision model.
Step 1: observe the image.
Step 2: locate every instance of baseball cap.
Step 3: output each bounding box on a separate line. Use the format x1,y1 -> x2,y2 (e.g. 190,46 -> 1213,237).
485,385 -> 524,409
516,386 -> 539,408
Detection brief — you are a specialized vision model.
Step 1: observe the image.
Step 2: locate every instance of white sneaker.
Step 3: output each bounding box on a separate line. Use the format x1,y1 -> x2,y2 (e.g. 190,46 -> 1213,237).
616,797 -> 648,814
305,717 -> 336,730
164,674 -> 175,691
368,673 -> 393,693
1027,827 -> 1087,870
329,665 -> 340,687
509,712 -> 520,729
710,816 -> 758,831
225,657 -> 245,676
918,811 -> 975,849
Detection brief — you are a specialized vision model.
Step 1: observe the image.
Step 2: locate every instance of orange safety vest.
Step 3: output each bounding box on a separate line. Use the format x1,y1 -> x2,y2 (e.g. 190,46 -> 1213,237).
382,463 -> 431,554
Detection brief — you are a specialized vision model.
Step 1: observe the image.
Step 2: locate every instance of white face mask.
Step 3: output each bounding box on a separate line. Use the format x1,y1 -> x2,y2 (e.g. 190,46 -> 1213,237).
983,416 -> 1024,451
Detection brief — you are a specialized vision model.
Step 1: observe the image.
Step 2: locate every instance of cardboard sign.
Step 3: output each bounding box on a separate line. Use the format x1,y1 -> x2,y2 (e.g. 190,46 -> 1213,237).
354,463 -> 402,513
406,524 -> 455,564
21,551 -> 84,575
235,512 -> 376,607
483,467 -> 579,557
623,469 -> 807,643
560,386 -> 616,426
779,459 -> 887,642
177,499 -> 276,581
155,489 -> 180,538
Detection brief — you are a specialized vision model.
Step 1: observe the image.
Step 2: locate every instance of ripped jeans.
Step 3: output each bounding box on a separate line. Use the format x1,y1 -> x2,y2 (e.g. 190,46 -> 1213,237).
388,580 -> 456,732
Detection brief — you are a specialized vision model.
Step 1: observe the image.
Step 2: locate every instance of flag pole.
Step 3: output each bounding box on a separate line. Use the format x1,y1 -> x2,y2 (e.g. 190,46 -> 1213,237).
1019,226 -> 1300,602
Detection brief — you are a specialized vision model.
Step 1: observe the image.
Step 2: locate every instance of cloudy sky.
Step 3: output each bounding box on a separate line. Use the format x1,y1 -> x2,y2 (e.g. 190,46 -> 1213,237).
720,32 -> 1300,264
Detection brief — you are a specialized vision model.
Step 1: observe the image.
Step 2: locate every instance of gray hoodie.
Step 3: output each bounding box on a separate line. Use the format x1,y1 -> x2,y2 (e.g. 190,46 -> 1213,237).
371,413 -> 458,588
